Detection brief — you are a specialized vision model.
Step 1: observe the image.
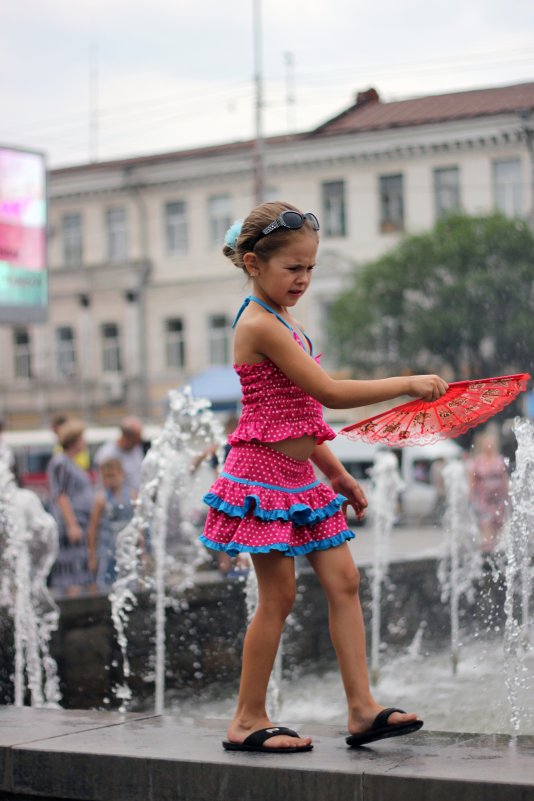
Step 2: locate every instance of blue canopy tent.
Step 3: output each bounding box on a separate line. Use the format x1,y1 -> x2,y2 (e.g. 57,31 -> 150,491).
183,366 -> 242,412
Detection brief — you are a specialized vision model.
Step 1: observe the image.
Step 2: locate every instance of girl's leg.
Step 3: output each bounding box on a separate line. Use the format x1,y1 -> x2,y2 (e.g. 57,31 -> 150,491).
226,551 -> 312,749
306,543 -> 418,735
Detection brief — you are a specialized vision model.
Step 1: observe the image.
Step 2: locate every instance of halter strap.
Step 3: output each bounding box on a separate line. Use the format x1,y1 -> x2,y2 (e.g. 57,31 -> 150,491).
232,295 -> 314,356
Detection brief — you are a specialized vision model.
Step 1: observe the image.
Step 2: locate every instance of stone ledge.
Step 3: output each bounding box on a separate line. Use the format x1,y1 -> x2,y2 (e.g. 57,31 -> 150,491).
1,708 -> 533,801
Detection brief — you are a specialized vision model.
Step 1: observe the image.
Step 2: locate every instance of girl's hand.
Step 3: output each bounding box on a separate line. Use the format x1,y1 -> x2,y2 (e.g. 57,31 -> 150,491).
331,472 -> 368,522
88,551 -> 97,574
406,374 -> 449,402
67,522 -> 83,545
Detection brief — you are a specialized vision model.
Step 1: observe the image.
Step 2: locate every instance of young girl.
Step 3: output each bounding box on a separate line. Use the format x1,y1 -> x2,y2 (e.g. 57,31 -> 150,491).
200,201 -> 448,753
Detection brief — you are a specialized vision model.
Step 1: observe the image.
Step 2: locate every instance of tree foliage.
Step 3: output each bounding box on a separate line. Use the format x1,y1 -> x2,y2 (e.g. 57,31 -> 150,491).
326,213 -> 534,380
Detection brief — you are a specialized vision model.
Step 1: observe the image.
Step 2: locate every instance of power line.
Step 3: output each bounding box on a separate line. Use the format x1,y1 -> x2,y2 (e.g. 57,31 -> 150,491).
0,80 -> 252,139
4,47 -> 533,165
2,44 -> 531,140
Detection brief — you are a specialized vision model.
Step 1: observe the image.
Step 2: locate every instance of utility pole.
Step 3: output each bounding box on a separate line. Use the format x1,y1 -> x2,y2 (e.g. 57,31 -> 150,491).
252,0 -> 265,204
89,41 -> 99,162
284,51 -> 296,132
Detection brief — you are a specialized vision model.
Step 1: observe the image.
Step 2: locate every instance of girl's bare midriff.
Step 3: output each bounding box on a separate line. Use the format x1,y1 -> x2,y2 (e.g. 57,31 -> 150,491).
263,434 -> 318,462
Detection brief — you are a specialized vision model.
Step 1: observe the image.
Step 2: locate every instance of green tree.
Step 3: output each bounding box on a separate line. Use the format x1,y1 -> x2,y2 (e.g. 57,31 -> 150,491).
326,212 -> 534,380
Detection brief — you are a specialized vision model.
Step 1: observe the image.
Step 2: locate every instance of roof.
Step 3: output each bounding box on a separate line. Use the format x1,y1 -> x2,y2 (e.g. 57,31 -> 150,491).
312,81 -> 534,137
49,133 -> 301,176
49,81 -> 534,175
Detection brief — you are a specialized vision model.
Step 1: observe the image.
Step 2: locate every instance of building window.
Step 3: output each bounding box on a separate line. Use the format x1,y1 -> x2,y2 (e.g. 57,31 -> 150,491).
13,328 -> 32,379
208,314 -> 231,365
379,174 -> 404,232
493,158 -> 523,217
61,213 -> 83,265
165,201 -> 188,255
165,318 -> 186,368
56,326 -> 76,378
101,322 -> 122,373
434,167 -> 461,219
105,207 -> 128,262
208,195 -> 232,246
322,180 -> 347,237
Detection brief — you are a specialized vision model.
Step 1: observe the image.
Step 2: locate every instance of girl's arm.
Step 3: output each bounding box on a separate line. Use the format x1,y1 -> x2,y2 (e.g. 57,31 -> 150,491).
56,494 -> 83,544
236,313 -> 448,410
311,442 -> 367,522
87,496 -> 105,572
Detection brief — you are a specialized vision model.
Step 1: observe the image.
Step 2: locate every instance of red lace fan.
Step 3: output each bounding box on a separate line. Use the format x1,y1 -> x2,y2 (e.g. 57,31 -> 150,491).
340,373 -> 531,447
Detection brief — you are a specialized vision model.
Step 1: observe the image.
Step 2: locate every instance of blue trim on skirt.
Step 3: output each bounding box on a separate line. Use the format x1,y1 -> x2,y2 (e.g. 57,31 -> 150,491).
199,528 -> 355,558
203,490 -> 347,525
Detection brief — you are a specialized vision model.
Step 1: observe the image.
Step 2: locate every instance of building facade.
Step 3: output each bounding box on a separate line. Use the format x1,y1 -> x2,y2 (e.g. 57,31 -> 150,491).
1,82 -> 533,428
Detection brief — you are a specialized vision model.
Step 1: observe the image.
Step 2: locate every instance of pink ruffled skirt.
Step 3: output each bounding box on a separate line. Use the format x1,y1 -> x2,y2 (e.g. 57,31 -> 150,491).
200,442 -> 354,557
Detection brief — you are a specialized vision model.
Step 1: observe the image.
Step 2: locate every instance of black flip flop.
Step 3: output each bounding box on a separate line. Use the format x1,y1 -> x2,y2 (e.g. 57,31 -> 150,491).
346,707 -> 423,748
223,726 -> 313,753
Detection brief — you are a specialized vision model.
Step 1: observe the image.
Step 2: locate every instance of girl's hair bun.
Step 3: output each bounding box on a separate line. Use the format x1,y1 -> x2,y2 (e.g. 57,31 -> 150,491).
224,220 -> 244,251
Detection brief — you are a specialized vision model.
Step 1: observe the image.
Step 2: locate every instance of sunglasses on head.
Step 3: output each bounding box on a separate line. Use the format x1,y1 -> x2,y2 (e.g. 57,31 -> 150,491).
251,210 -> 320,249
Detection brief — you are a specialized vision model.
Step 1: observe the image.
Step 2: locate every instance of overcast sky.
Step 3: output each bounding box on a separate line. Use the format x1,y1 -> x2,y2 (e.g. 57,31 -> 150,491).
1,0 -> 533,168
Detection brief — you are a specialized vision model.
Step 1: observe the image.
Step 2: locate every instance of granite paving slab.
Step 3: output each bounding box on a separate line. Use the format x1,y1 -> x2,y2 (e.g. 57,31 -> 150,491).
0,707 -> 157,794
1,709 -> 533,801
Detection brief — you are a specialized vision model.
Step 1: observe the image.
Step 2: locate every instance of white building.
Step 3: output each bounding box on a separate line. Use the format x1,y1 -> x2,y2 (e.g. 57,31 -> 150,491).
1,81 -> 533,428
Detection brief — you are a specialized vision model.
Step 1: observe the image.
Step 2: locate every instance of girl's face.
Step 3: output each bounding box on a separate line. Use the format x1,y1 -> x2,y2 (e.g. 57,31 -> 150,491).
250,231 -> 318,309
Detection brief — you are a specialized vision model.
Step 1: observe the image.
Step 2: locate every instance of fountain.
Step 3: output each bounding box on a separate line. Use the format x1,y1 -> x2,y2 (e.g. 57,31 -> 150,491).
437,459 -> 482,673
367,450 -> 404,685
1,405 -> 532,738
166,421 -> 533,736
503,417 -> 534,732
109,388 -> 224,713
0,460 -> 61,707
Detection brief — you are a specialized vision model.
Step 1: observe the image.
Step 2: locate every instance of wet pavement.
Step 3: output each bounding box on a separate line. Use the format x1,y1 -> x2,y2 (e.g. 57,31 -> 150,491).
349,522 -> 445,565
1,706 -> 533,801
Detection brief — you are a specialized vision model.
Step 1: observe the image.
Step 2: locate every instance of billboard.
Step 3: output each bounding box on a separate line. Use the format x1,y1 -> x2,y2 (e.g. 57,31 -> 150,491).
0,146 -> 47,323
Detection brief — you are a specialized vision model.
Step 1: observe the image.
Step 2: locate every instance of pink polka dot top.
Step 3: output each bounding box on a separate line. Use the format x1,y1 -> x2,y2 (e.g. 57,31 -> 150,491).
228,296 -> 336,447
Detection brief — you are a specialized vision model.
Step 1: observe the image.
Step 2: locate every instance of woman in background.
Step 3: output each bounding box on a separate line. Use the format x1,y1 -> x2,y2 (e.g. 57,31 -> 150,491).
47,419 -> 94,594
469,429 -> 509,554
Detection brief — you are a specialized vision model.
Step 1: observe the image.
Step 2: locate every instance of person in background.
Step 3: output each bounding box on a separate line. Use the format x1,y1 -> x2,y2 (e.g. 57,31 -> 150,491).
429,457 -> 447,522
93,416 -> 144,492
87,457 -> 136,589
468,430 -> 509,554
47,419 -> 94,594
50,412 -> 90,471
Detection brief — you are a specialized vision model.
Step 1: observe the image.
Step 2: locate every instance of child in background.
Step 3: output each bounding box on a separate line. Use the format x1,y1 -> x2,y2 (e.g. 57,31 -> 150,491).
87,457 -> 135,589
200,200 -> 448,753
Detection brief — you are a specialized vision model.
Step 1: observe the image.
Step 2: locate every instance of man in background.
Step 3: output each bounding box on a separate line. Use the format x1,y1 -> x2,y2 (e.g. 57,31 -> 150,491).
93,416 -> 144,492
